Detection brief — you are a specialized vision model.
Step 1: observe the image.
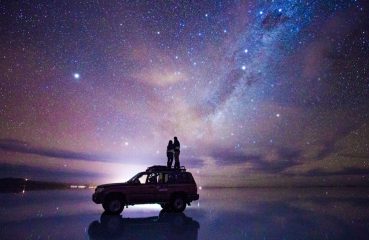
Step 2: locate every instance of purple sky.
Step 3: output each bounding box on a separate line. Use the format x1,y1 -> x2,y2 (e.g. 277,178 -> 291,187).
1,1 -> 369,186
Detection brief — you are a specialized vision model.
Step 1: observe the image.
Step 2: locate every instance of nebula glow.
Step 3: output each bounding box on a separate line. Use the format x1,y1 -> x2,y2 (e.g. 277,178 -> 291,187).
1,1 -> 369,186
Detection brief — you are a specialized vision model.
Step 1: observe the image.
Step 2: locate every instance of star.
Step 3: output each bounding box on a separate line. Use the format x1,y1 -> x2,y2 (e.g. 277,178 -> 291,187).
73,73 -> 80,79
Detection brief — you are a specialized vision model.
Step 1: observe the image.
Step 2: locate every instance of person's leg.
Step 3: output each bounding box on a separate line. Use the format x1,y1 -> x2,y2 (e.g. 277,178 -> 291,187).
177,151 -> 180,167
168,155 -> 173,168
174,152 -> 179,169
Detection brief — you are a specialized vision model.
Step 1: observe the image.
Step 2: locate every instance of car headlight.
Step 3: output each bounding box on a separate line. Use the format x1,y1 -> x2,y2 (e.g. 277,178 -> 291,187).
95,187 -> 104,193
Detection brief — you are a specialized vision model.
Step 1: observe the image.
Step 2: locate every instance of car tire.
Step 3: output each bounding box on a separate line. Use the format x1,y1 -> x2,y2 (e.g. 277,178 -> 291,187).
171,195 -> 186,212
103,198 -> 124,215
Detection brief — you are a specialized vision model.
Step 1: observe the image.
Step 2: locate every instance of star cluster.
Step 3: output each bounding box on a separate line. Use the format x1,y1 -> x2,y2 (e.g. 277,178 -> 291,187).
1,1 -> 369,186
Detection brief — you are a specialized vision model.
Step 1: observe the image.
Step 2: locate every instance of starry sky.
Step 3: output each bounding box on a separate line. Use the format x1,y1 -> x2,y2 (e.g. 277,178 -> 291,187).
1,0 -> 369,187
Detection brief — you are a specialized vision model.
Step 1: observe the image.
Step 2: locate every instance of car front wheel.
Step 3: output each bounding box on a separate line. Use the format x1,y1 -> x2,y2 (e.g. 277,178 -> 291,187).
160,203 -> 172,211
171,196 -> 186,212
103,198 -> 124,215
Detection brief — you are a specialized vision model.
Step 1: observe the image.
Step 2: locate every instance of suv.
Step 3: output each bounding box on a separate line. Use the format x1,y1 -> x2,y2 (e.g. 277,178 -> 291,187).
92,166 -> 199,214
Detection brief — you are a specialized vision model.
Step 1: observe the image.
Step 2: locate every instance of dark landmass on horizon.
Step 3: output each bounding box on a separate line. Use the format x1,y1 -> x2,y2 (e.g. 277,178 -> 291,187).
202,185 -> 369,189
1,177 -> 369,193
0,178 -> 82,193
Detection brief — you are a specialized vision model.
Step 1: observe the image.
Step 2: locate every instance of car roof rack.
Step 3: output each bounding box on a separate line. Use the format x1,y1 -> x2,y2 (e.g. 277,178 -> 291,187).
146,165 -> 186,173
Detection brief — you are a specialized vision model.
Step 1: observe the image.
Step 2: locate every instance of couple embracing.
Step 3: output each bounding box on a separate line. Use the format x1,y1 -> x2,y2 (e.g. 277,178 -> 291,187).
166,137 -> 180,169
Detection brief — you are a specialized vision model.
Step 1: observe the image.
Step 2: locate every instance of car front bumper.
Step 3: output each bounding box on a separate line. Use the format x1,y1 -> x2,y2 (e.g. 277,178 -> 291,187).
92,192 -> 103,204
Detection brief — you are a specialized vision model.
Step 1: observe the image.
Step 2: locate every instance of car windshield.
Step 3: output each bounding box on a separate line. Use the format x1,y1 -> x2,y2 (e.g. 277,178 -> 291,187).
127,172 -> 144,183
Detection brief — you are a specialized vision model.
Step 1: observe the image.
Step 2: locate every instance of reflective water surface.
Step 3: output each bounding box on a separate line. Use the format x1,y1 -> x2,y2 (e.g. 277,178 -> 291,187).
1,188 -> 369,239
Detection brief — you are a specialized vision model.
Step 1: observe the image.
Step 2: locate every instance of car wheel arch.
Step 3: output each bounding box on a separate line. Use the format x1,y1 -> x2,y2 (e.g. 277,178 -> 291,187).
171,192 -> 187,200
104,192 -> 126,203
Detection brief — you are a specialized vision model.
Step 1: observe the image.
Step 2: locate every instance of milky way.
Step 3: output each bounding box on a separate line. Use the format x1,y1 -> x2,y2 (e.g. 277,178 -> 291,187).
1,1 -> 369,186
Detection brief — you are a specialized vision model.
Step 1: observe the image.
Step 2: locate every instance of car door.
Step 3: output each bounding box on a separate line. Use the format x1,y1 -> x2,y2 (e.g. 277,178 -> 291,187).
128,173 -> 156,204
155,173 -> 174,202
143,172 -> 161,203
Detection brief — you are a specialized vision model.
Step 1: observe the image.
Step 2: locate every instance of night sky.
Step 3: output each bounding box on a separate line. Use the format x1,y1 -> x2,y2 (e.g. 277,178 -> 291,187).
1,1 -> 369,187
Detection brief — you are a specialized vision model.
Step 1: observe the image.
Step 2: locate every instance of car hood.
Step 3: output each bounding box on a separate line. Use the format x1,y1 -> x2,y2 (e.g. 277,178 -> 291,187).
97,182 -> 130,188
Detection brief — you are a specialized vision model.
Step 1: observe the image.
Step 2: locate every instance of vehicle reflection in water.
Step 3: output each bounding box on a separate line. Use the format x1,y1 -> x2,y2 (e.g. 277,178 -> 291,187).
88,210 -> 200,240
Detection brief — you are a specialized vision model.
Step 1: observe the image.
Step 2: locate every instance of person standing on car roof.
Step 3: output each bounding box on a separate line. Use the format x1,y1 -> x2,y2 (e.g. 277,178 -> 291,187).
173,137 -> 180,169
166,140 -> 174,168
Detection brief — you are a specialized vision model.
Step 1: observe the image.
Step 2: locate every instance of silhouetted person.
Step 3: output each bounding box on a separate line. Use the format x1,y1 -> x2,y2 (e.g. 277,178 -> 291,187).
173,137 -> 180,169
166,140 -> 174,168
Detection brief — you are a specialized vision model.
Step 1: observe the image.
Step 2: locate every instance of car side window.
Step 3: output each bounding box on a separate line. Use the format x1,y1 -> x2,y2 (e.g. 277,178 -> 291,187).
167,173 -> 175,184
161,173 -> 175,184
147,173 -> 159,184
137,174 -> 148,184
176,173 -> 184,183
158,173 -> 165,184
175,173 -> 194,183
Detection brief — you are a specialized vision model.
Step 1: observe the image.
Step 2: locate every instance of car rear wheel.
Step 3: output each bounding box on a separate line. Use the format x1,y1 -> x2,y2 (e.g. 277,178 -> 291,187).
103,198 -> 124,215
171,196 -> 186,212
